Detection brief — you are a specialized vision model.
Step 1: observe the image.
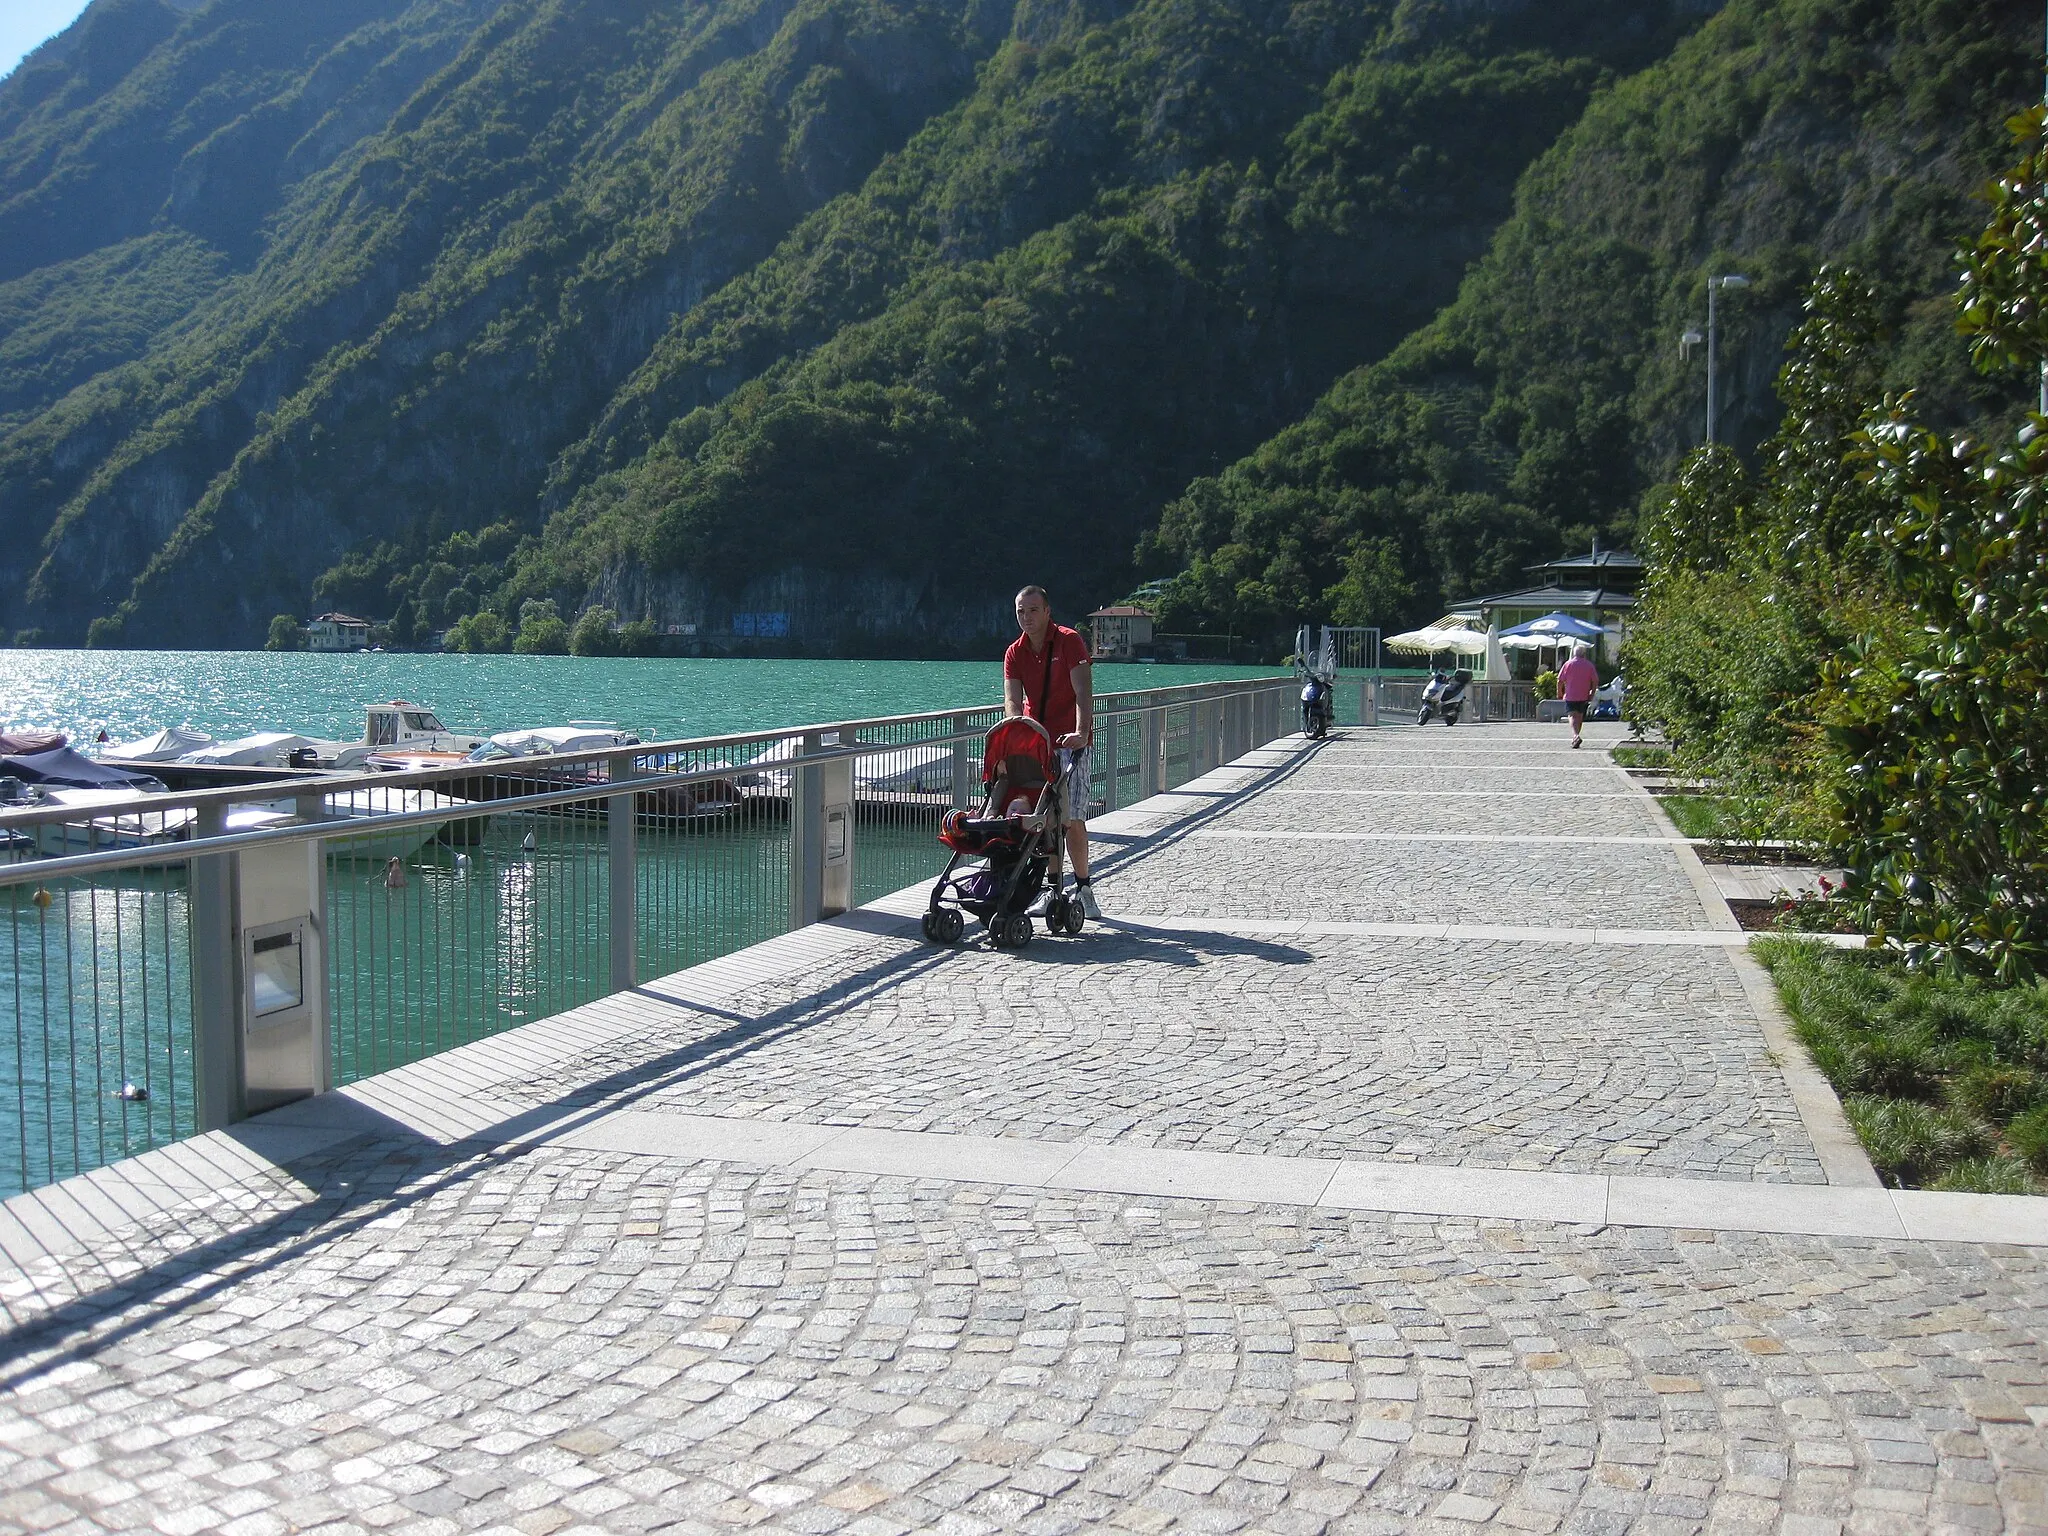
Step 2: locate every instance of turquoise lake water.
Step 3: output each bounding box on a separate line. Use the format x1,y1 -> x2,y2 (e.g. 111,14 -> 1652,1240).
0,650 -> 1278,747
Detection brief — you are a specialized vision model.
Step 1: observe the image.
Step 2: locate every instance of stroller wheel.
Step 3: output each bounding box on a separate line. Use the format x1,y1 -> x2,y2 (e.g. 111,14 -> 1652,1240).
921,909 -> 940,942
1002,913 -> 1033,949
1060,897 -> 1085,936
938,907 -> 964,943
1044,893 -> 1069,934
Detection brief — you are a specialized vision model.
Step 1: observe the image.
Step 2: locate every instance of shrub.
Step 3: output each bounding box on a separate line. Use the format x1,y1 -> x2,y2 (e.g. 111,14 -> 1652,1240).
1843,1095 -> 1990,1187
1532,669 -> 1557,701
1929,1155 -> 2037,1195
2005,1103 -> 2048,1171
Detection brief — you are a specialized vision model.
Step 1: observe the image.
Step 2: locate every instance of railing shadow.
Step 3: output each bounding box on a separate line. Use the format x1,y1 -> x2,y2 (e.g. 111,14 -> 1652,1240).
0,931 -> 957,1379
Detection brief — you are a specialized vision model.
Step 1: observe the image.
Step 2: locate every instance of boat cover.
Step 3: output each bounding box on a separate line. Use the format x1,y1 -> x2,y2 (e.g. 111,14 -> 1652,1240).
103,725 -> 217,762
177,732 -> 317,765
0,730 -> 66,755
0,745 -> 166,791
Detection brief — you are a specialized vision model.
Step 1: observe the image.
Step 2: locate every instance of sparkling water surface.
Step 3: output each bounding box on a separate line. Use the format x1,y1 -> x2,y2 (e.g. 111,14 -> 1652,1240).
0,650 -> 1276,746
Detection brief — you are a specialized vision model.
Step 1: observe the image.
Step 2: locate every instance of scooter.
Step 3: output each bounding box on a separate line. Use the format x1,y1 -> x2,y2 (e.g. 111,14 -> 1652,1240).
1417,668 -> 1471,726
1300,675 -> 1332,739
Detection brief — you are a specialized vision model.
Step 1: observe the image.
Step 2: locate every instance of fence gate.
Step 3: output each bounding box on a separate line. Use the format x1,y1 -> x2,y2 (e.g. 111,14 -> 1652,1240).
1321,626 -> 1380,672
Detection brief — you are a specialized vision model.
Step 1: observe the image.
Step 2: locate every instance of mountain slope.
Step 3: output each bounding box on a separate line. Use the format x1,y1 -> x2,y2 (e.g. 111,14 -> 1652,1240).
1138,0 -> 2040,645
0,0 -> 1706,649
0,0 -> 1018,646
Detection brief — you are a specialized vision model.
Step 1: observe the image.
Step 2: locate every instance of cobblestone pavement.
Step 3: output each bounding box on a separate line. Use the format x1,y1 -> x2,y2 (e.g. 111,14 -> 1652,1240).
1102,835 -> 1712,930
1211,792 -> 1671,840
6,721 -> 2048,1534
482,931 -> 1821,1182
6,1142 -> 2048,1536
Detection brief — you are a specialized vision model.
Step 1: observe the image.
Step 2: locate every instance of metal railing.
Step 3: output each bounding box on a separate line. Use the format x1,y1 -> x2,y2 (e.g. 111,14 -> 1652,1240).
1369,678 -> 1540,724
0,675 -> 1298,1197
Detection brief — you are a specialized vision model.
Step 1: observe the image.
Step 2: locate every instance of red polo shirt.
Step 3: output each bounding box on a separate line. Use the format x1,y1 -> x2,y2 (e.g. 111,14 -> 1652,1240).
1005,624 -> 1090,738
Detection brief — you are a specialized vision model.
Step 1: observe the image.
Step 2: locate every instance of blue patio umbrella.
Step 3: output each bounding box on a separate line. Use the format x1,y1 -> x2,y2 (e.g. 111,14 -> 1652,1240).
1498,611 -> 1605,642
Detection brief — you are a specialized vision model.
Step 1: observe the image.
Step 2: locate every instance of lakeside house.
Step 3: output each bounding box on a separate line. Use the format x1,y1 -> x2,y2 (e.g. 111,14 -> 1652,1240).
1470,547 -> 1639,676
307,613 -> 373,652
1087,605 -> 1155,661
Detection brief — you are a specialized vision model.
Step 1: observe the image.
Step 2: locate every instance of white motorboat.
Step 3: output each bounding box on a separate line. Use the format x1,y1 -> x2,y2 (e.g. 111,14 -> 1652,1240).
178,732 -> 331,768
159,702 -> 485,773
292,786 -> 472,859
737,734 -> 957,796
361,701 -> 487,758
26,790 -> 295,856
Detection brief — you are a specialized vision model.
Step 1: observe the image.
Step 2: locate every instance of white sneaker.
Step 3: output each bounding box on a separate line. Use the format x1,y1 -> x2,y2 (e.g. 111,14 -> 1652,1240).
1074,881 -> 1102,920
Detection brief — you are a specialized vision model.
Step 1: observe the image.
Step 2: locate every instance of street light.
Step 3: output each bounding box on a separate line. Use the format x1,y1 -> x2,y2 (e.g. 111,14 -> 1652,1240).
1704,273 -> 1748,444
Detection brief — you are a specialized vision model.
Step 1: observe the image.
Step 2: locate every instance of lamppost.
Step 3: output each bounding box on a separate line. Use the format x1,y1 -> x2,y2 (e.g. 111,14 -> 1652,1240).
1704,273 -> 1748,444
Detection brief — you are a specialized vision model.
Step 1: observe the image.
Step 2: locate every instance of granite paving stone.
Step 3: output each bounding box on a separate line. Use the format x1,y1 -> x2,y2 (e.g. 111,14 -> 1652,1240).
4,721 -> 2043,1530
6,1144 -> 2048,1534
477,931 -> 1820,1181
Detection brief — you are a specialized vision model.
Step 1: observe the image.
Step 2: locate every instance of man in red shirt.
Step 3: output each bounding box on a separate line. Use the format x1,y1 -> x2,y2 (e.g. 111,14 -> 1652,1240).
1003,585 -> 1099,917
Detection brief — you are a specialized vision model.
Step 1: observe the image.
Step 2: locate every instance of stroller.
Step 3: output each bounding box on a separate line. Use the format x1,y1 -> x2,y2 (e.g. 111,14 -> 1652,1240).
923,717 -> 1084,949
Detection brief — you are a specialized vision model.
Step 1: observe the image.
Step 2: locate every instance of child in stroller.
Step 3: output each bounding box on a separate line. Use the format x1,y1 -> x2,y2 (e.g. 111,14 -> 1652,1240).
922,717 -> 1087,949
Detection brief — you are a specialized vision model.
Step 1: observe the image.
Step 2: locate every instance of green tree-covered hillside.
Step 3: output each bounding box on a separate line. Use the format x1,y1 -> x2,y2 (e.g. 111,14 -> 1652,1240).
1141,0 -> 2039,648
0,0 -> 2034,653
0,0 -> 1701,648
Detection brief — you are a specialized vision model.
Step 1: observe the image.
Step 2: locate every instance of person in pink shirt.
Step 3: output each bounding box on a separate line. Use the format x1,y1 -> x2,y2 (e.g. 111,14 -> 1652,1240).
1557,643 -> 1600,749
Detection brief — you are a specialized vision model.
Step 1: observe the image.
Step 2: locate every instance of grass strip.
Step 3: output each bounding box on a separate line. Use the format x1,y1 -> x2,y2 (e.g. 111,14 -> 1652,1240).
1655,792 -> 1745,840
1609,744 -> 1671,769
1756,937 -> 2048,1193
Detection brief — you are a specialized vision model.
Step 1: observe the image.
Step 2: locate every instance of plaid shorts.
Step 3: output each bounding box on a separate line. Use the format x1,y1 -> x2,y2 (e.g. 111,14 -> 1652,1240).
1057,747 -> 1093,827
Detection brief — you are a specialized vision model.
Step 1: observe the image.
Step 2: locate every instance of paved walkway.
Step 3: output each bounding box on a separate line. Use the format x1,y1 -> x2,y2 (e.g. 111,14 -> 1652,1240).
6,723 -> 2048,1535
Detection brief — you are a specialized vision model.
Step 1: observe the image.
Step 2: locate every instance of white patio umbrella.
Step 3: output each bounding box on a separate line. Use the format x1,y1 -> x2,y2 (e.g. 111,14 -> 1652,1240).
1384,625 -> 1489,655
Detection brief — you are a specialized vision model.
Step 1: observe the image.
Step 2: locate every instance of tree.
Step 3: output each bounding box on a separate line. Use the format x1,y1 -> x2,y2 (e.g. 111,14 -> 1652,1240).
264,614 -> 308,651
1628,266 -> 1902,838
445,610 -> 510,653
513,598 -> 569,655
1322,537 -> 1413,628
569,606 -> 622,656
1826,112 -> 2048,980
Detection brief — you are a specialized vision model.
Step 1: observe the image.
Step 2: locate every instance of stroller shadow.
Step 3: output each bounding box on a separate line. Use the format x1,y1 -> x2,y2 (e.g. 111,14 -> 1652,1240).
998,919 -> 1312,969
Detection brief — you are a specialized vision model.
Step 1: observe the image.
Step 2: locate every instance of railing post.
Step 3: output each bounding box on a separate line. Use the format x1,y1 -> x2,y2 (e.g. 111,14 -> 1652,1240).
189,804 -> 238,1132
790,731 -> 823,929
1101,714 -> 1122,812
950,725 -> 973,811
1141,707 -> 1163,800
1367,676 -> 1380,728
789,732 -> 854,926
607,753 -> 637,992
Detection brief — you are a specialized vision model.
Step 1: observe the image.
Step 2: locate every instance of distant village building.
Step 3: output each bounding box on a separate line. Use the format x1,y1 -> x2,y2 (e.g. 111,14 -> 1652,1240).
306,613 -> 373,652
1088,605 -> 1155,661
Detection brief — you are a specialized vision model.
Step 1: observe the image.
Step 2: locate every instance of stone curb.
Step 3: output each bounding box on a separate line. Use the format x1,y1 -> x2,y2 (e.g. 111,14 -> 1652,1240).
1609,747 -> 1882,1188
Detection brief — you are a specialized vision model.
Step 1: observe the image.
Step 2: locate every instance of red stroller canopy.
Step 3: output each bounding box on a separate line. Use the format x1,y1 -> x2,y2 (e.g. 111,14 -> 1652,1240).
982,717 -> 1057,789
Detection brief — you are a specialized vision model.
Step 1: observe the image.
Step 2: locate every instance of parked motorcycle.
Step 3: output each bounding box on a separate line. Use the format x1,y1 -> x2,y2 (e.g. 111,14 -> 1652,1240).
1417,668 -> 1471,726
1300,675 -> 1332,739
